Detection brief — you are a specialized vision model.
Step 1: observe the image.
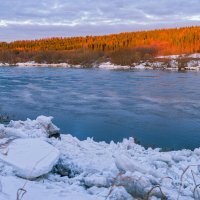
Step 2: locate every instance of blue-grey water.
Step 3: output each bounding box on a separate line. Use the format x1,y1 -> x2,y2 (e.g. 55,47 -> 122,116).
0,66 -> 200,150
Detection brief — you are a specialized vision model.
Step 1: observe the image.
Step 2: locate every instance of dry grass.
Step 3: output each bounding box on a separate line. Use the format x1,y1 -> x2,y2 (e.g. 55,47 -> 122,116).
16,188 -> 27,200
144,185 -> 167,200
105,172 -> 124,200
105,172 -> 168,200
177,164 -> 200,200
105,164 -> 200,200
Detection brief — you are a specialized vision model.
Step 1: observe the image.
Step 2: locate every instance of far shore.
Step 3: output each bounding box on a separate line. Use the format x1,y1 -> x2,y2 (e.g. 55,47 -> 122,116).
1,54 -> 200,71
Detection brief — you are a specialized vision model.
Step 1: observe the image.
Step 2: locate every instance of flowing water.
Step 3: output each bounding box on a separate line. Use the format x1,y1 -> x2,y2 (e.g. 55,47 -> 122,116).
0,66 -> 200,150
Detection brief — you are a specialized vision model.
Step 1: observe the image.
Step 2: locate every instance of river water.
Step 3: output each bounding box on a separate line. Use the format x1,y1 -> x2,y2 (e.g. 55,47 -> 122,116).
0,66 -> 200,150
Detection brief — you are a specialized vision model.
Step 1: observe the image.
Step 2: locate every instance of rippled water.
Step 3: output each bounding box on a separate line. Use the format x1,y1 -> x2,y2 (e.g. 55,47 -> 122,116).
0,66 -> 200,150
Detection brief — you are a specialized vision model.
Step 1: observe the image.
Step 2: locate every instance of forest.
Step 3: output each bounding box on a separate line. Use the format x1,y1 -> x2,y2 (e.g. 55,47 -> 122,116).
0,26 -> 200,66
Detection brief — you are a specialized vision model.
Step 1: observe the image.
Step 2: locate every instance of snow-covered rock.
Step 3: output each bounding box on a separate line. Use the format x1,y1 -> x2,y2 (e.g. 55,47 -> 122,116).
0,138 -> 60,179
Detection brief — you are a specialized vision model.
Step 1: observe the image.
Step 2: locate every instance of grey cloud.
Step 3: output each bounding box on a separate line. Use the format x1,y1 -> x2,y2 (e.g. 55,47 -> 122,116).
0,0 -> 200,41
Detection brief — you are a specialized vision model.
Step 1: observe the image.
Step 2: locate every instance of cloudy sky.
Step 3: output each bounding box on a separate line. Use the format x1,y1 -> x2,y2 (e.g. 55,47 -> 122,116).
0,0 -> 200,41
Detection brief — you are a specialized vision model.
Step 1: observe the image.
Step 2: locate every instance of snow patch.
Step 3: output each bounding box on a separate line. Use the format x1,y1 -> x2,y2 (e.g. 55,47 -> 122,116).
98,62 -> 130,70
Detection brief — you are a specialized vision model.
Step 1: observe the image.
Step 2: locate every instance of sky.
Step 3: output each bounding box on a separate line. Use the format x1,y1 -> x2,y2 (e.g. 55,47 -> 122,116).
0,0 -> 200,42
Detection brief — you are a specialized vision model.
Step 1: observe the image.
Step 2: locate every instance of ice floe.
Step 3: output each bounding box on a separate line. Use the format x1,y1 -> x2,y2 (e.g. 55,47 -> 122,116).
0,138 -> 60,179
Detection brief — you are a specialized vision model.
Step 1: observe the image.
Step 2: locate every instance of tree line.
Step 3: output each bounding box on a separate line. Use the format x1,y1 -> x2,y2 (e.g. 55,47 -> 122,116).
0,26 -> 200,65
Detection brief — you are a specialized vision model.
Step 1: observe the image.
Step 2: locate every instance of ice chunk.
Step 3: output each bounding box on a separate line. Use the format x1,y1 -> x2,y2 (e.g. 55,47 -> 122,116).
115,155 -> 143,173
0,138 -> 60,179
4,116 -> 60,139
107,186 -> 135,200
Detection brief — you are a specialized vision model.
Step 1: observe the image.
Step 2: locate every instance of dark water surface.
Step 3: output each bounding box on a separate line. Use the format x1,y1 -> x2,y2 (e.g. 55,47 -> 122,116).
0,66 -> 200,150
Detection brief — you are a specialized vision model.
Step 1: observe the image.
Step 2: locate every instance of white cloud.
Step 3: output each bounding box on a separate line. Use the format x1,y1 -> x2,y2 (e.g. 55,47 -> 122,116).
0,0 -> 200,41
185,15 -> 200,21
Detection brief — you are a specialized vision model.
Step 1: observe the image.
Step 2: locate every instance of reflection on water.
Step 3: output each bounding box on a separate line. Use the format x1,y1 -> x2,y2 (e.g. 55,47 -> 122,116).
0,66 -> 200,150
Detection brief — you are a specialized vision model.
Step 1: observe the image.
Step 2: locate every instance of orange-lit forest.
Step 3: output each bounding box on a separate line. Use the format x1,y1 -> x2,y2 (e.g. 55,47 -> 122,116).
0,26 -> 200,65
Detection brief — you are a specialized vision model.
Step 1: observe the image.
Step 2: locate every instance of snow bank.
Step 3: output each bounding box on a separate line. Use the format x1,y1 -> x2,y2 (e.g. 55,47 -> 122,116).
0,63 -> 10,67
134,64 -> 146,69
157,54 -> 182,59
97,54 -> 200,71
186,53 -> 200,59
98,62 -> 131,70
16,62 -> 72,68
0,116 -> 200,200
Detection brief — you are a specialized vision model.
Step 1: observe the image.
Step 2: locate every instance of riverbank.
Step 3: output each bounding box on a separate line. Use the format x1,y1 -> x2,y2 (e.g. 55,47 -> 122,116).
1,53 -> 200,71
0,116 -> 199,200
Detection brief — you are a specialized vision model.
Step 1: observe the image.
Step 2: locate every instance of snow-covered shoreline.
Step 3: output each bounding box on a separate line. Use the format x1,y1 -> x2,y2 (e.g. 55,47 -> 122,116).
0,116 -> 200,200
0,62 -> 82,68
1,53 -> 200,71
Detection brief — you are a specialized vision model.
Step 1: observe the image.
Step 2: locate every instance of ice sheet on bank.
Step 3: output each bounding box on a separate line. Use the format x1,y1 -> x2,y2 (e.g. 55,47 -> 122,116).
0,138 -> 60,179
0,116 -> 199,199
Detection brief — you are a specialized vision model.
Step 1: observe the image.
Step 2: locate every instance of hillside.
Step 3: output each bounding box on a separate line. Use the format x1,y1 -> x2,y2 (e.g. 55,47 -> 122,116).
0,26 -> 200,66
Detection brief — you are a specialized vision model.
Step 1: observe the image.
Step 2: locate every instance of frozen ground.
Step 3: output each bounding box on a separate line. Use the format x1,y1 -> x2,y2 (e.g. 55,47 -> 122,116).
105,53 -> 200,71
0,116 -> 200,200
1,53 -> 200,71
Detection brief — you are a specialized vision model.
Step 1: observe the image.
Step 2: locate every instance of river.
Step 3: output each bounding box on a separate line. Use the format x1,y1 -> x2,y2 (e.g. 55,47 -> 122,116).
0,66 -> 200,150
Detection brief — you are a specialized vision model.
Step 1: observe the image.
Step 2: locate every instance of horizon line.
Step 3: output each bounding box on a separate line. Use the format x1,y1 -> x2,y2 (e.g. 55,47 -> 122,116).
1,25 -> 200,43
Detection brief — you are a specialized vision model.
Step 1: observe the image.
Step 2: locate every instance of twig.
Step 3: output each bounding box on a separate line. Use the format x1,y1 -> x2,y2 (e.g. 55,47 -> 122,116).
193,184 -> 200,199
177,164 -> 200,200
145,185 -> 167,200
191,170 -> 200,199
105,172 -> 123,200
16,188 -> 27,200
